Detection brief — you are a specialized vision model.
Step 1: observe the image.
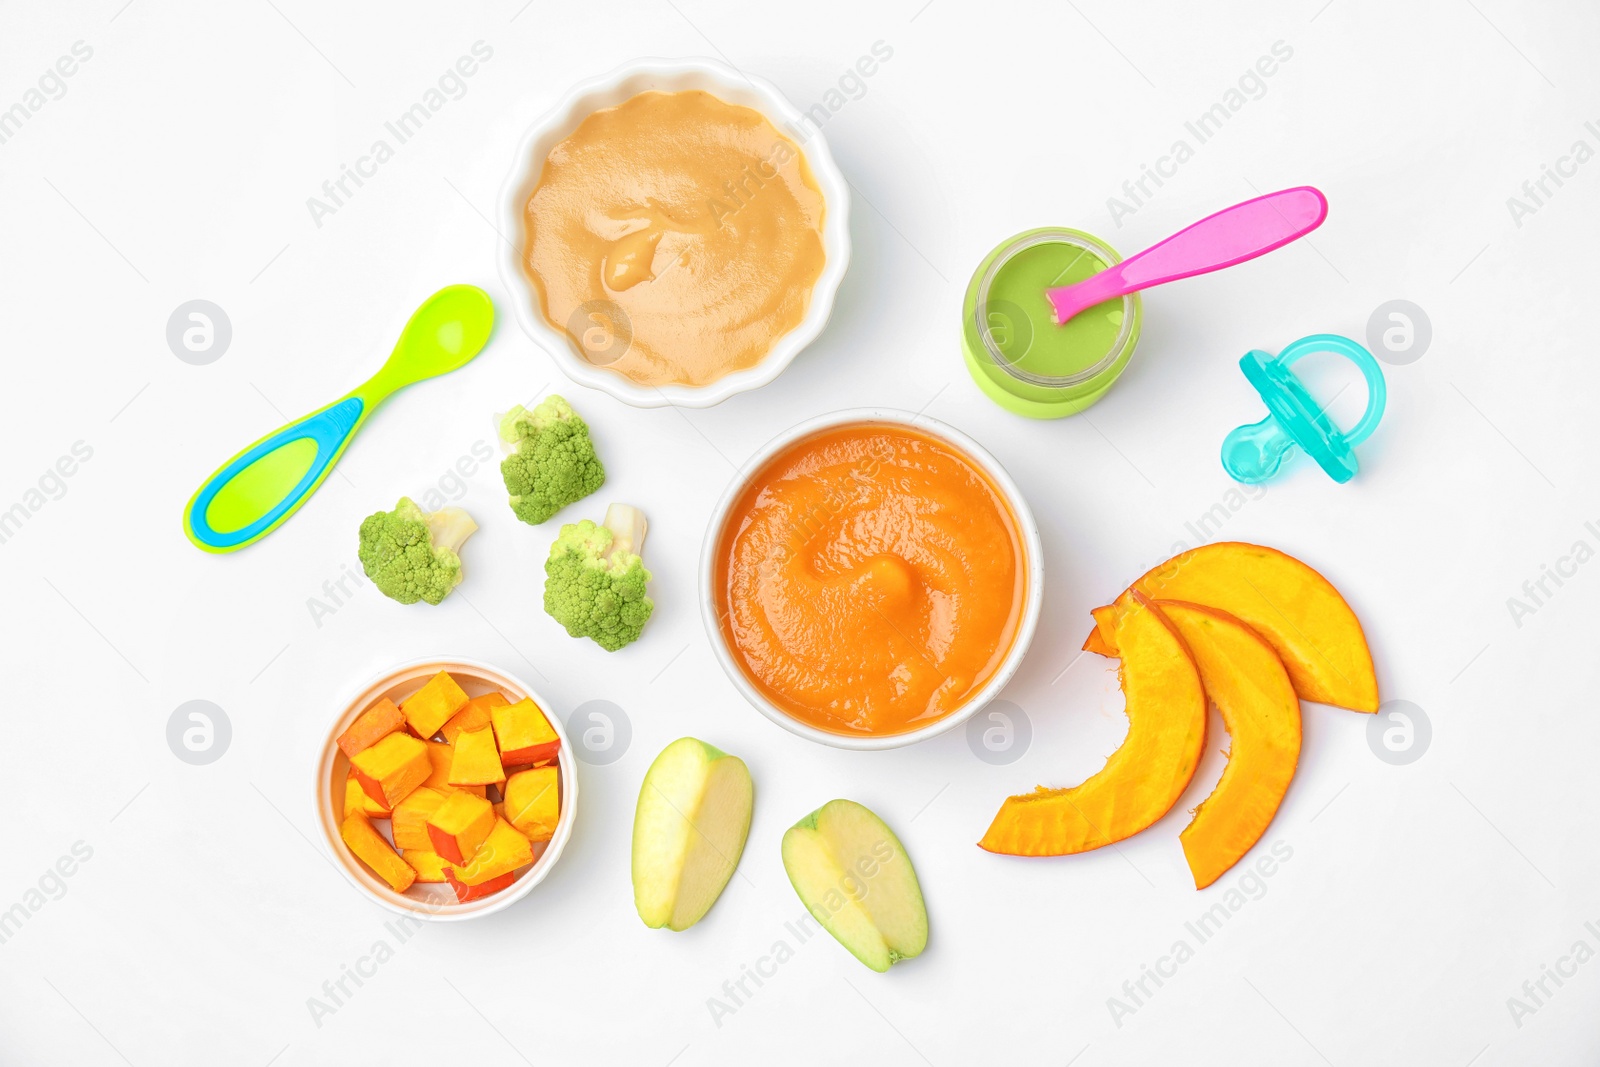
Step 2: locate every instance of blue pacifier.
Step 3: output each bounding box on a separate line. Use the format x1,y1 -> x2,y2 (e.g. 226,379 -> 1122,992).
1221,333 -> 1386,484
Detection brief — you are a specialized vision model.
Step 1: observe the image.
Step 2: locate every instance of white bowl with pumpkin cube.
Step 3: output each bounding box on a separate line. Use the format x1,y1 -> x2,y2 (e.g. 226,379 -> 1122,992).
315,658 -> 577,921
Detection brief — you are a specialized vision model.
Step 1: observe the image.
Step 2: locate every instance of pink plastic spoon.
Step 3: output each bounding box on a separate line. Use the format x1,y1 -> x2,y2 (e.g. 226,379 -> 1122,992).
1046,186 -> 1328,324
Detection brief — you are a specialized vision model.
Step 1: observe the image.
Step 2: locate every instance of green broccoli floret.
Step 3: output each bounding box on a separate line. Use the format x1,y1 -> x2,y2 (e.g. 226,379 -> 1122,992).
544,503 -> 653,651
357,497 -> 477,605
498,395 -> 605,525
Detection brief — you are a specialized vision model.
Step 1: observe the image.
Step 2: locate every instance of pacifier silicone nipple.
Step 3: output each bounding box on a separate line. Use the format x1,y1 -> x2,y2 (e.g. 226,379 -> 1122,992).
1220,333 -> 1386,485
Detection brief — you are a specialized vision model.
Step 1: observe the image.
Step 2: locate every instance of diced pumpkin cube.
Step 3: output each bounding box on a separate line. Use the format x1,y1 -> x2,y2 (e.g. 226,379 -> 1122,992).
337,697 -> 404,757
422,741 -> 451,789
421,742 -> 486,797
441,692 -> 508,744
349,733 -> 430,808
402,849 -> 450,883
449,727 -> 504,787
491,698 -> 561,769
442,864 -> 516,902
450,818 -> 533,886
401,671 -> 470,739
426,791 -> 496,864
503,766 -> 560,843
391,785 -> 448,851
344,772 -> 391,818
340,811 -> 416,893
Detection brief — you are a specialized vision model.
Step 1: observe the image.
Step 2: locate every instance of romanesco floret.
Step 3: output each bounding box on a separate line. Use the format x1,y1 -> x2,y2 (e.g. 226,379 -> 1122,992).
498,395 -> 605,525
543,503 -> 653,651
357,497 -> 477,605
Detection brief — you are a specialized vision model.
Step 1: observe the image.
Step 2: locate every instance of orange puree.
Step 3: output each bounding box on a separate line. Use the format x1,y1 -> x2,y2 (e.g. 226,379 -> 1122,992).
521,90 -> 826,388
715,424 -> 1027,737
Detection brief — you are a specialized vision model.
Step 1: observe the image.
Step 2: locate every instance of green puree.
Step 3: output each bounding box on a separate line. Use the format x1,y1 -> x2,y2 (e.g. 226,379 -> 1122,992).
985,241 -> 1124,378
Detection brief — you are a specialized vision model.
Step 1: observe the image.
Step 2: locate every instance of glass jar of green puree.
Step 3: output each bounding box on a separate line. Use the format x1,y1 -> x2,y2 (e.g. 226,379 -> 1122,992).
962,227 -> 1142,418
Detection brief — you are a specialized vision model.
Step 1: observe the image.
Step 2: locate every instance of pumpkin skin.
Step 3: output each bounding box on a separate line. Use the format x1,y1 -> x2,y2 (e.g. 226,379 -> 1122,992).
1083,542 -> 1378,713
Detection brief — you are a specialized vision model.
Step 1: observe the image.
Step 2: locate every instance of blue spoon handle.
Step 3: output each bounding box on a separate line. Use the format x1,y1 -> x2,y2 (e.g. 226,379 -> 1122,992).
183,396 -> 367,553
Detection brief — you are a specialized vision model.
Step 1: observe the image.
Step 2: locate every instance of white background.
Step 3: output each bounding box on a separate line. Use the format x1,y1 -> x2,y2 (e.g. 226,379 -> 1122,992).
2,0 -> 1595,1063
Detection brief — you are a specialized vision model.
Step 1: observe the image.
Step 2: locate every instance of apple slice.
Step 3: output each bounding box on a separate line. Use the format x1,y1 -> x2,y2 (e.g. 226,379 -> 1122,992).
632,738 -> 753,931
981,593 -> 1207,856
1083,542 -> 1378,713
781,799 -> 927,973
1153,600 -> 1302,888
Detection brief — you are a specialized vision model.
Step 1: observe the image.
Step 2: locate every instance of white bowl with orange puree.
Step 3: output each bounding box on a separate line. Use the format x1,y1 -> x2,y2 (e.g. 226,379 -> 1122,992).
498,57 -> 851,408
701,410 -> 1044,751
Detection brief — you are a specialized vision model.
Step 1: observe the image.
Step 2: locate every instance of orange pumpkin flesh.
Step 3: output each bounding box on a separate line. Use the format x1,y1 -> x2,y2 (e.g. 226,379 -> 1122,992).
1084,542 -> 1378,713
979,594 -> 1206,856
1152,600 -> 1302,889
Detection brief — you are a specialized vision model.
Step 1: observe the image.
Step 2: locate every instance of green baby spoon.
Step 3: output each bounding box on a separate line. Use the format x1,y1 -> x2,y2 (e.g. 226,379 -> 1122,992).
182,285 -> 495,553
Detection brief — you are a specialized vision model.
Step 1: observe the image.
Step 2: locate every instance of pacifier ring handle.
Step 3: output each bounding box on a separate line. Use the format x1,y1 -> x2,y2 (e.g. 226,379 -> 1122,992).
1275,333 -> 1387,447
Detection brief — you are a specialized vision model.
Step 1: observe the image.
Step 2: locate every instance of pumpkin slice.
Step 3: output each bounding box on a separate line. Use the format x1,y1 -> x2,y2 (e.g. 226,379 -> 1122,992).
980,594 -> 1206,856
1152,600 -> 1302,889
1083,542 -> 1378,713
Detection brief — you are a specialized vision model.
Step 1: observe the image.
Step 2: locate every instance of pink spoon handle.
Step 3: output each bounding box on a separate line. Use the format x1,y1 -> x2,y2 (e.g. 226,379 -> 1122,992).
1046,186 -> 1328,324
